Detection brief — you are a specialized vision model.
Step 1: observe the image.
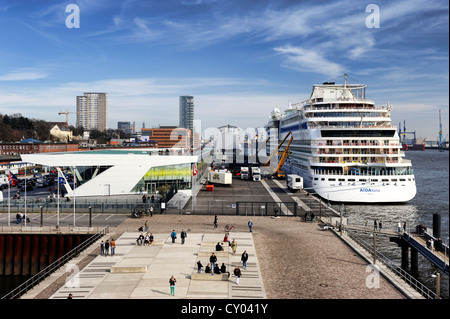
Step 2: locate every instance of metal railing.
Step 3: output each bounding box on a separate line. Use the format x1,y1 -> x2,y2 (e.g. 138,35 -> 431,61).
1,226 -> 109,299
346,229 -> 437,299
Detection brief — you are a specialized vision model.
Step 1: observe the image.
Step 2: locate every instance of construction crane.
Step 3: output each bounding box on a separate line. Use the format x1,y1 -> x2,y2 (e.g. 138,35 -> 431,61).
260,131 -> 293,178
58,109 -> 75,128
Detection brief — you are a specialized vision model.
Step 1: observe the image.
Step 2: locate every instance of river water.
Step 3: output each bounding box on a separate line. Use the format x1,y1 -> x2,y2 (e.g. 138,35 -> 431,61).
342,149 -> 449,298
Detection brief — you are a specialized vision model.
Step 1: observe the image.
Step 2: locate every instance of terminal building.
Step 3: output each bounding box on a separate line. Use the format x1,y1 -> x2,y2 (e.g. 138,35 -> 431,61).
20,148 -> 209,197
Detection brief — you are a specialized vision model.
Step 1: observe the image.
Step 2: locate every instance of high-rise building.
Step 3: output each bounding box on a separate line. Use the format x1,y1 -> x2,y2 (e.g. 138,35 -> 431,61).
179,95 -> 194,131
179,96 -> 194,147
76,93 -> 108,131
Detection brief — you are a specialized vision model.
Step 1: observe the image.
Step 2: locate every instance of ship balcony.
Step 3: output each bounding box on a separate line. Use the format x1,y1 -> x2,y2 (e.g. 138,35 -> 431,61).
313,141 -> 401,147
310,167 -> 414,177
310,156 -> 403,165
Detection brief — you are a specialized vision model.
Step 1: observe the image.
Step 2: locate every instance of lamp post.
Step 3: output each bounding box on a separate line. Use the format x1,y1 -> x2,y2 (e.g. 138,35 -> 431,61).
431,273 -> 441,299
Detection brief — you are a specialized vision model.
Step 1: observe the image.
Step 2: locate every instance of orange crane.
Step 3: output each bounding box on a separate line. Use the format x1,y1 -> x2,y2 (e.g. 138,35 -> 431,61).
260,131 -> 293,178
58,109 -> 75,128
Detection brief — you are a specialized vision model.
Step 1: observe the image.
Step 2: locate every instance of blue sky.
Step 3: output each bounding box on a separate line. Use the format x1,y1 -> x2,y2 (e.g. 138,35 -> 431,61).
0,0 -> 448,139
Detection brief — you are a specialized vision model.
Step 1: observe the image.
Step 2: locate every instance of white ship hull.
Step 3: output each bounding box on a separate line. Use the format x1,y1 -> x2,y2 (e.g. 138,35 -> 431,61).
281,163 -> 416,203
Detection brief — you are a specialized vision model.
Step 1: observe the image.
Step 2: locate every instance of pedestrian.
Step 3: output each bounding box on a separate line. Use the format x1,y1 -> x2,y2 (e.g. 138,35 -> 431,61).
210,253 -> 217,275
378,221 -> 382,232
230,239 -> 237,254
150,206 -> 154,216
67,293 -> 73,299
397,222 -> 402,233
181,229 -> 187,244
311,213 -> 315,222
220,263 -> 230,278
214,214 -> 218,230
241,250 -> 248,269
304,212 -> 308,222
110,238 -> 116,256
104,240 -> 110,256
144,220 -> 149,232
248,220 -> 253,232
233,266 -> 241,285
403,221 -> 407,233
197,260 -> 203,273
169,275 -> 176,296
373,219 -> 378,231
171,230 -> 177,244
100,241 -> 105,256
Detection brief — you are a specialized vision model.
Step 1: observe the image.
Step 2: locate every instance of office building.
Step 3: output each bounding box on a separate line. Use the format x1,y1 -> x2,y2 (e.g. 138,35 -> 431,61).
141,126 -> 191,149
179,96 -> 194,145
76,93 -> 108,131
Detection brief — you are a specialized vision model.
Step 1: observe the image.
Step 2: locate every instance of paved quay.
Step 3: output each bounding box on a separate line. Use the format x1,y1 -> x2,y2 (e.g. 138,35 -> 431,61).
22,229 -> 266,299
20,214 -> 411,299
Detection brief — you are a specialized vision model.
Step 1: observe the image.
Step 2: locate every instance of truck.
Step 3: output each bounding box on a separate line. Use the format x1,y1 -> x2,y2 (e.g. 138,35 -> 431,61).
251,167 -> 261,182
240,167 -> 249,180
208,169 -> 232,185
286,174 -> 303,192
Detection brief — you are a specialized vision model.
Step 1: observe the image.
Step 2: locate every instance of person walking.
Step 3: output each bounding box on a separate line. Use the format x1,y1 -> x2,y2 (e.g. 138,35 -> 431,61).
397,222 -> 402,233
144,220 -> 149,233
213,214 -> 218,230
378,221 -> 382,232
110,238 -> 116,256
100,241 -> 105,256
248,220 -> 253,232
241,250 -> 248,269
181,229 -> 187,245
169,275 -> 176,296
230,239 -> 237,254
233,266 -> 241,285
209,253 -> 217,275
197,260 -> 203,273
373,219 -> 378,231
104,240 -> 110,256
170,230 -> 177,244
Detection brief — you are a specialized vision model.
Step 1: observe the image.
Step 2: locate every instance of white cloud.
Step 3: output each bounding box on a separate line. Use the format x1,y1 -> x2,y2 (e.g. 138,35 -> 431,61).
273,45 -> 344,76
0,68 -> 48,81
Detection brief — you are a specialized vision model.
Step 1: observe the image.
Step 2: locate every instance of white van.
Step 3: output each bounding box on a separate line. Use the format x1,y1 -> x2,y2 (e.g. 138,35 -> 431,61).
286,174 -> 303,192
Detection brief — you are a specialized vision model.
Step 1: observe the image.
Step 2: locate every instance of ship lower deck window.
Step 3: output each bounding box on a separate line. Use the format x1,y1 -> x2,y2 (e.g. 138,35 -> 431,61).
328,178 -> 336,181
348,179 -> 355,182
338,178 -> 345,181
399,179 -> 406,181
321,178 -> 325,181
359,179 -> 367,182
391,179 -> 397,182
314,177 -> 318,180
371,179 -> 378,182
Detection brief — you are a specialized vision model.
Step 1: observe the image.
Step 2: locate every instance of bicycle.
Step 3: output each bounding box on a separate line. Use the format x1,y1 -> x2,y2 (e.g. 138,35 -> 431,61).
224,224 -> 235,232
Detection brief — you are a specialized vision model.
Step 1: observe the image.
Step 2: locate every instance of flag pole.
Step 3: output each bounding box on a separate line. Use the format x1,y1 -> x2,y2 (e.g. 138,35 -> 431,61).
8,165 -> 10,227
73,168 -> 76,227
57,168 -> 60,229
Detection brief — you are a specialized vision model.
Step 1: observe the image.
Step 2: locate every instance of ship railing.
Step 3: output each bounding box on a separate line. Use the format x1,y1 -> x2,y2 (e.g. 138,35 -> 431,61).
314,142 -> 400,147
311,159 -> 401,164
310,168 -> 414,176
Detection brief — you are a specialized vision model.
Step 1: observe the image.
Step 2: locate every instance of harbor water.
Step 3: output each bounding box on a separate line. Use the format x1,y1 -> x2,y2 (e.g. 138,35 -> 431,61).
342,149 -> 449,298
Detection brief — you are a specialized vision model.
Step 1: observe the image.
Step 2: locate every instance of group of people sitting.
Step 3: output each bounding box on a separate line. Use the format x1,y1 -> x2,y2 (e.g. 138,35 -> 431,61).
136,232 -> 154,246
197,260 -> 230,277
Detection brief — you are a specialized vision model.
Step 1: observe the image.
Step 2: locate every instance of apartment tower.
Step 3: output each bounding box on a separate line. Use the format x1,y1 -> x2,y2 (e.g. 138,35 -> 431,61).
76,93 -> 108,131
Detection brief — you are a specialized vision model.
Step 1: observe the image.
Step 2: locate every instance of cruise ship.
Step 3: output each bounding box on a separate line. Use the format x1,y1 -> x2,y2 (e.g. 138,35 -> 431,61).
266,75 -> 416,203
